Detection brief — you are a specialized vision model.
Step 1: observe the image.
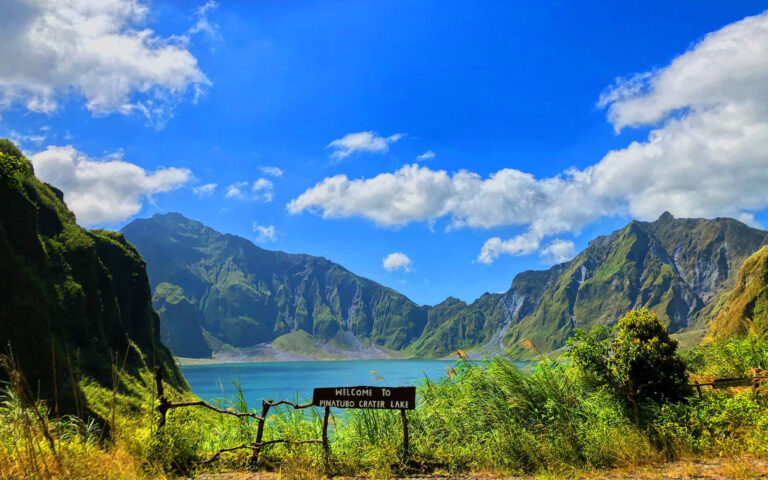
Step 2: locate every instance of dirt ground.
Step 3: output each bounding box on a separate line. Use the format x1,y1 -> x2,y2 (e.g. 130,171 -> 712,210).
193,456 -> 768,479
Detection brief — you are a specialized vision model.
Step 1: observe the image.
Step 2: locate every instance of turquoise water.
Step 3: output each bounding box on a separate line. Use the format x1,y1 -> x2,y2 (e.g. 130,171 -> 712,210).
182,359 -> 456,406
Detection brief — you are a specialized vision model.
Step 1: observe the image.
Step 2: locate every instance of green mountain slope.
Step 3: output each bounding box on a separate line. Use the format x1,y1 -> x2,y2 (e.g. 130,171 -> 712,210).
408,213 -> 767,358
0,141 -> 186,414
122,213 -> 429,357
124,211 -> 766,360
707,245 -> 768,339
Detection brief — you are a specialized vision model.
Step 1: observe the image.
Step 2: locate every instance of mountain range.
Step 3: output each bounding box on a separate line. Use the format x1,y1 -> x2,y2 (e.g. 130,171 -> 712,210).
122,211 -> 768,360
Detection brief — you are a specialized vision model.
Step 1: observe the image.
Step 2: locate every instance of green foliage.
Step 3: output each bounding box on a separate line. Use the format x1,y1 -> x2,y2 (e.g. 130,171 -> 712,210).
612,309 -> 692,403
4,330 -> 768,478
0,149 -> 185,417
144,409 -> 201,474
684,330 -> 768,378
0,151 -> 32,191
0,138 -> 24,158
708,245 -> 768,339
566,325 -> 613,388
568,309 -> 692,409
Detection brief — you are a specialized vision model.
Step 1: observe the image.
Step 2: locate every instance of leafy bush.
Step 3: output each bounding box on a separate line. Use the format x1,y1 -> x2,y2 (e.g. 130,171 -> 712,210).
568,309 -> 692,412
0,151 -> 32,191
144,409 -> 201,474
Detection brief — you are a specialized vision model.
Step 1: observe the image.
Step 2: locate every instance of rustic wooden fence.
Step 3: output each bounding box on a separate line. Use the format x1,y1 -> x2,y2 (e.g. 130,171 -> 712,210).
689,372 -> 768,398
154,368 -> 332,466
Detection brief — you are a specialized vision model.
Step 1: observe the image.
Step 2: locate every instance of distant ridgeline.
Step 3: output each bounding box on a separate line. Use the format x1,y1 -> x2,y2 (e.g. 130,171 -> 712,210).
0,140 -> 186,415
123,211 -> 767,360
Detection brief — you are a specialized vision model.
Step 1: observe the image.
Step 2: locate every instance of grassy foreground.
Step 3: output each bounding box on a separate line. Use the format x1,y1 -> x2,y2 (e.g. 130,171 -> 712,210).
2,311 -> 768,479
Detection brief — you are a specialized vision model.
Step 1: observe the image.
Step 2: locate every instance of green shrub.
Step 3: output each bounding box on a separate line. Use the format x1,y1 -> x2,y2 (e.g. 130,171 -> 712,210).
0,151 -> 32,191
144,409 -> 201,474
568,309 -> 692,412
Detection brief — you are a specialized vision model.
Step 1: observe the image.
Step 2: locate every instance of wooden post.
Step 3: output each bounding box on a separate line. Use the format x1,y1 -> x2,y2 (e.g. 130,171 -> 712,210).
322,406 -> 331,471
400,408 -> 409,462
753,376 -> 759,399
695,384 -> 702,398
154,367 -> 169,428
250,400 -> 271,467
322,407 -> 330,454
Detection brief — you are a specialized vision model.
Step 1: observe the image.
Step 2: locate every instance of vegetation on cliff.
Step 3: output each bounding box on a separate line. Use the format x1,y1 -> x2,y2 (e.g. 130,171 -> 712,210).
122,213 -> 429,357
707,244 -> 768,339
0,140 -> 186,418
413,213 -> 766,358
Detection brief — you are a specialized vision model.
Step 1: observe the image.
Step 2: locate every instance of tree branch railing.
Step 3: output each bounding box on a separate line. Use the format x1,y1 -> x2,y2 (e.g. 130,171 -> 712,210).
689,373 -> 768,398
154,367 -> 330,467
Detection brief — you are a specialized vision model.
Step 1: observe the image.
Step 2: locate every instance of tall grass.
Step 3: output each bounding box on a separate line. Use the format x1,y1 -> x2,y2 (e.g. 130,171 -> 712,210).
2,332 -> 768,479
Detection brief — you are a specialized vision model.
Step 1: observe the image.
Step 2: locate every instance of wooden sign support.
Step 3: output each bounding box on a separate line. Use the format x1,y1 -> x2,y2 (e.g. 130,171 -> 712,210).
153,373 -> 418,468
313,386 -> 415,462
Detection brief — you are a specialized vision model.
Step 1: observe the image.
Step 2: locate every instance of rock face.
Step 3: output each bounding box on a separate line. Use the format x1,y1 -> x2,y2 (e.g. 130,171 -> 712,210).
0,141 -> 186,414
122,213 -> 429,356
124,210 -> 766,360
707,244 -> 768,339
408,213 -> 767,358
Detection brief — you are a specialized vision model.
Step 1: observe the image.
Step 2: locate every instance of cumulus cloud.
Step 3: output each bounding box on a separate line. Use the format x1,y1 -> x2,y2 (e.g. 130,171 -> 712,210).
193,183 -> 217,197
416,150 -> 435,161
382,252 -> 412,272
540,239 -> 576,264
253,223 -> 276,243
259,166 -> 283,177
0,0 -> 209,126
291,11 -> 768,263
29,145 -> 191,225
288,163 -> 608,232
327,131 -> 404,160
225,179 -> 274,202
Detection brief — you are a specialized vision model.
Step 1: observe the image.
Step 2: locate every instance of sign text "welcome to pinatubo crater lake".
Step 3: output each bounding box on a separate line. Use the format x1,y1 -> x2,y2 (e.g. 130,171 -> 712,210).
312,386 -> 416,410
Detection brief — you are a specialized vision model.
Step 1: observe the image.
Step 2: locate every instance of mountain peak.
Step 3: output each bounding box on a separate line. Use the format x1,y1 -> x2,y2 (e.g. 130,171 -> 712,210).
656,211 -> 675,223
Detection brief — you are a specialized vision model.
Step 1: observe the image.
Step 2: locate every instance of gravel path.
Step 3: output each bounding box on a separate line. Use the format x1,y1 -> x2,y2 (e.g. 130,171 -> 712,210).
192,457 -> 768,479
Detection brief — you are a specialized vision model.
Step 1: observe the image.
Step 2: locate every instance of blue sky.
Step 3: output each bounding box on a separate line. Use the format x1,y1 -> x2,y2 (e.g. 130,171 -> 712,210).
2,0 -> 768,305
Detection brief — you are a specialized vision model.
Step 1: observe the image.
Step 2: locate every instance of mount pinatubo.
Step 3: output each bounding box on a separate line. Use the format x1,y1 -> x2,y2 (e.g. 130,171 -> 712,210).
2,140 -> 768,479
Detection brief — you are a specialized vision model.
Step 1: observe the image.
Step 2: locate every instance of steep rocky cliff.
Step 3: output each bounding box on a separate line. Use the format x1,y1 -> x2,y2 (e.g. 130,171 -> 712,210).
0,140 -> 186,414
408,213 -> 766,357
122,213 -> 428,357
707,245 -> 768,339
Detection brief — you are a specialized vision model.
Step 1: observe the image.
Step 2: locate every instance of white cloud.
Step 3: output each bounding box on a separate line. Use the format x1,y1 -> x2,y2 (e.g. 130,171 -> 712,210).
225,181 -> 249,199
0,0 -> 209,126
225,179 -> 274,202
189,1 -> 220,41
327,131 -> 404,159
193,183 -> 217,197
288,163 -> 608,232
540,239 -> 576,264
416,150 -> 435,161
29,145 -> 191,225
253,223 -> 276,243
259,166 -> 283,177
9,130 -> 46,147
291,11 -> 768,263
382,252 -> 412,272
252,178 -> 274,202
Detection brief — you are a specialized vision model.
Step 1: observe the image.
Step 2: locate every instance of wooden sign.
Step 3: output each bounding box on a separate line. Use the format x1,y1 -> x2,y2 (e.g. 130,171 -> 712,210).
312,385 -> 416,410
